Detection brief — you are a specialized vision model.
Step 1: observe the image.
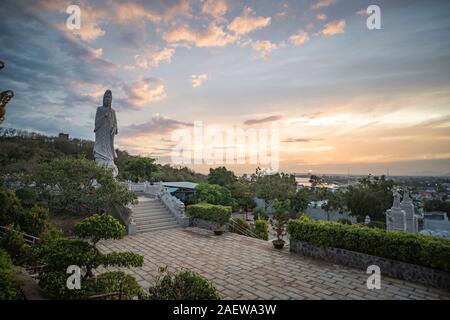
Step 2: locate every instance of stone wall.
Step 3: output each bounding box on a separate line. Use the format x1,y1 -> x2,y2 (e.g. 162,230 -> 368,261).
290,240 -> 450,291
190,218 -> 229,232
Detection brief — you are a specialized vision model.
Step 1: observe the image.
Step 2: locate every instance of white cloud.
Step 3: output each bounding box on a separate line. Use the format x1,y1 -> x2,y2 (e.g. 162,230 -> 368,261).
125,77 -> 166,106
191,74 -> 208,88
135,47 -> 175,69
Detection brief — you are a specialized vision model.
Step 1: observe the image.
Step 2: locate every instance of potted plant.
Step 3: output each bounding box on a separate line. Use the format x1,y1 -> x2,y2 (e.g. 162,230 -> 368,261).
270,199 -> 290,249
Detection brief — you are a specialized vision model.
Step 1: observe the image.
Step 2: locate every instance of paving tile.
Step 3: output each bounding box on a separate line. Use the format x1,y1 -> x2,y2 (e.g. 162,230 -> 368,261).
97,228 -> 450,300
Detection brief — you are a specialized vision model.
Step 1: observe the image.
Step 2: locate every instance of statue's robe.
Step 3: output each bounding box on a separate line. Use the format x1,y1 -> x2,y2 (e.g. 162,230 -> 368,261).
93,106 -> 118,176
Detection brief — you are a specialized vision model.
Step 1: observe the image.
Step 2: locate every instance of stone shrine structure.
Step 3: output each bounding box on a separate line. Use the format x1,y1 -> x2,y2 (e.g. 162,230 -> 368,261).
386,190 -> 419,234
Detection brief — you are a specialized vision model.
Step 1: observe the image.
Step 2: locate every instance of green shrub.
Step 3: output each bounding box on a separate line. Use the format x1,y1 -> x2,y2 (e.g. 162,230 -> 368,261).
368,220 -> 386,229
86,271 -> 145,300
253,220 -> 269,241
74,214 -> 125,245
287,216 -> 450,272
337,218 -> 352,225
148,267 -> 221,300
0,225 -> 33,265
187,203 -> 231,226
0,186 -> 48,237
229,217 -> 250,235
0,249 -> 18,300
38,270 -> 88,299
253,208 -> 269,221
100,252 -> 144,268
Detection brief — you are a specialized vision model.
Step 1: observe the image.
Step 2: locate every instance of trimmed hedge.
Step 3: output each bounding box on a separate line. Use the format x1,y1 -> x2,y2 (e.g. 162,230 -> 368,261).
288,216 -> 450,273
187,203 -> 231,226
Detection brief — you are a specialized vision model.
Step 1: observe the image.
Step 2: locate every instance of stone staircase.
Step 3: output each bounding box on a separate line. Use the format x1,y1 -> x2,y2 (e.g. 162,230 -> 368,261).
132,196 -> 180,233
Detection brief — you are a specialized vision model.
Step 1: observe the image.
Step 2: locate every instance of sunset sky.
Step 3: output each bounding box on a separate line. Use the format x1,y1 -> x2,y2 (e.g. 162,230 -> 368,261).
1,0 -> 450,175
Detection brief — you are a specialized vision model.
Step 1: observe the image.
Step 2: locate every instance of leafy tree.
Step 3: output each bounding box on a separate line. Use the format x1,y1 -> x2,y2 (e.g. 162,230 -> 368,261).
230,181 -> 255,212
0,186 -> 48,237
271,199 -> 290,242
124,156 -> 158,182
195,183 -> 234,206
309,175 -> 325,188
207,167 -> 237,187
35,158 -> 137,216
321,191 -> 345,221
253,170 -> 296,208
424,199 -> 450,215
289,189 -> 310,213
343,175 -> 394,221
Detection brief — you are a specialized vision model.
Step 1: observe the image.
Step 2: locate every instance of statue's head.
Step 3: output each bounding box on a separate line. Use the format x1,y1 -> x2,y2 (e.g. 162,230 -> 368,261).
103,90 -> 112,108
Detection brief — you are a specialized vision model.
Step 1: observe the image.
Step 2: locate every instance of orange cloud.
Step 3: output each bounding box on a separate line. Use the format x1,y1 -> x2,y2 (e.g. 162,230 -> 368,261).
201,0 -> 228,18
320,19 -> 346,36
163,23 -> 237,47
311,0 -> 337,10
251,40 -> 279,61
228,7 -> 271,35
289,30 -> 310,46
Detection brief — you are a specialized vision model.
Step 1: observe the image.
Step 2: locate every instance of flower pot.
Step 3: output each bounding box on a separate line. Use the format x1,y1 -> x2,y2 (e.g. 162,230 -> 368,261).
213,230 -> 224,236
272,239 -> 285,249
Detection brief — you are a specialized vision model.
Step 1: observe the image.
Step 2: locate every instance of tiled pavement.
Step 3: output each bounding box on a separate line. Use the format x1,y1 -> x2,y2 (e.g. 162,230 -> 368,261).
97,227 -> 450,300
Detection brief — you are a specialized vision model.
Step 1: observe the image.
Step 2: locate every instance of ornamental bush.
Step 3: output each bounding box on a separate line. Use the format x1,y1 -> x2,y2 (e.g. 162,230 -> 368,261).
336,218 -> 352,225
0,249 -> 18,300
287,216 -> 450,272
74,214 -> 125,245
186,203 -> 231,226
254,220 -> 269,241
148,267 -> 221,300
37,214 -> 144,299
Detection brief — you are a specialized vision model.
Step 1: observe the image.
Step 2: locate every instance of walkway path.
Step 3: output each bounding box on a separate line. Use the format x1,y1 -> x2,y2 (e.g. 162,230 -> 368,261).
97,228 -> 450,300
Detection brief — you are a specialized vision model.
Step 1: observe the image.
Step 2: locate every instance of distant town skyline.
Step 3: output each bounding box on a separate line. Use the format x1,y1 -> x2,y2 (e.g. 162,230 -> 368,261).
1,0 -> 450,176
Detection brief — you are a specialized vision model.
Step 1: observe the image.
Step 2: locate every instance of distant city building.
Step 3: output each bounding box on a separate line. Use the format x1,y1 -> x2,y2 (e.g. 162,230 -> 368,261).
58,133 -> 69,140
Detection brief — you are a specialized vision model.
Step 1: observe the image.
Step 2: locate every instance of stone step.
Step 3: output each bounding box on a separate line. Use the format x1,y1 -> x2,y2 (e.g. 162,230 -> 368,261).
135,224 -> 180,233
133,204 -> 167,211
136,220 -> 179,231
133,210 -> 170,217
134,216 -> 175,224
